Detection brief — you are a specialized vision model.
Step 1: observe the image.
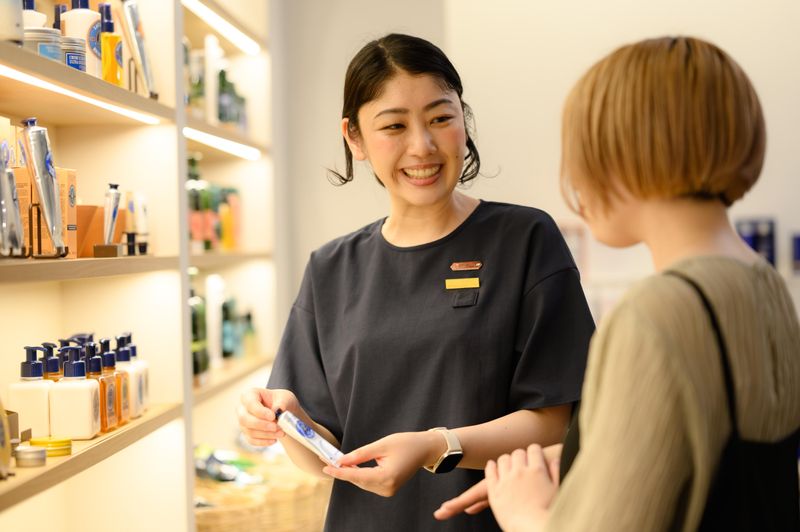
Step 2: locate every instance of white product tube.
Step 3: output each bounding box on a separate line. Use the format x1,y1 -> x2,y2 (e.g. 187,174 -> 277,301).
276,410 -> 343,467
103,183 -> 121,245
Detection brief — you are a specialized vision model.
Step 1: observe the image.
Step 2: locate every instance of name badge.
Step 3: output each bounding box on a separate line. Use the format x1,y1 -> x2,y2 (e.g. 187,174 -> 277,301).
450,261 -> 482,271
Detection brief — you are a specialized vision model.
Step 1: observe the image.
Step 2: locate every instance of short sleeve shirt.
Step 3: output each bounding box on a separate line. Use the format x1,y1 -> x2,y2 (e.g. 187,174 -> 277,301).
268,201 -> 594,531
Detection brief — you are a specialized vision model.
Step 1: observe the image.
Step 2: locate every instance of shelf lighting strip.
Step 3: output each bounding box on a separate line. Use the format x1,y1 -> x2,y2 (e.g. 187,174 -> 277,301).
183,126 -> 262,161
181,0 -> 262,56
0,64 -> 160,125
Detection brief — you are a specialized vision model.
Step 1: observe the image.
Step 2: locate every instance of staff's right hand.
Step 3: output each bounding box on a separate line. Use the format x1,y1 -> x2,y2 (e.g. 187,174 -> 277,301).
237,388 -> 299,447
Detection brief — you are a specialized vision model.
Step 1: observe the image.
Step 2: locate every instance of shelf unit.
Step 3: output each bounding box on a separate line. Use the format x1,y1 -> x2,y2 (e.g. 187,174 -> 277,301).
0,403 -> 182,513
0,1 -> 276,530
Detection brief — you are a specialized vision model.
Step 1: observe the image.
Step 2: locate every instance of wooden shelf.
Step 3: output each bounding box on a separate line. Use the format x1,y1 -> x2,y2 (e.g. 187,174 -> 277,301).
0,43 -> 174,126
193,356 -> 272,405
182,0 -> 268,57
0,256 -> 179,284
0,403 -> 182,512
189,251 -> 271,270
184,116 -> 268,161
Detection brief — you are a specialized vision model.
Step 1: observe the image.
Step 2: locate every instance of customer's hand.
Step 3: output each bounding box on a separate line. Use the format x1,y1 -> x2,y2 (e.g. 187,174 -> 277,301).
433,479 -> 489,520
485,443 -> 562,532
434,443 -> 563,522
322,431 -> 442,497
237,388 -> 300,447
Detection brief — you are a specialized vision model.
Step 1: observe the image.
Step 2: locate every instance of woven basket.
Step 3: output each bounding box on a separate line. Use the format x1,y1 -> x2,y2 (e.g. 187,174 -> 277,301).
195,454 -> 332,532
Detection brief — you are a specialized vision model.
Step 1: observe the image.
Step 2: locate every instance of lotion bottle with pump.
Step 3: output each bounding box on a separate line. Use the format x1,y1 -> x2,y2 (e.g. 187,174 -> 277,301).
8,346 -> 52,438
100,342 -> 130,426
98,3 -> 122,87
50,347 -> 100,440
125,332 -> 149,410
115,345 -> 142,419
40,342 -> 63,382
22,0 -> 46,28
61,0 -> 101,77
85,342 -> 117,432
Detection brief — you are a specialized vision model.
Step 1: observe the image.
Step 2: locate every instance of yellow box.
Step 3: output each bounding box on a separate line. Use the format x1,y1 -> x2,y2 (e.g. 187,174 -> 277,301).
445,278 -> 481,290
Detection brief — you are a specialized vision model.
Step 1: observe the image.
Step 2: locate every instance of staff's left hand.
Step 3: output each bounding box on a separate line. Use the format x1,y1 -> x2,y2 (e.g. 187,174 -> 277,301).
322,432 -> 437,497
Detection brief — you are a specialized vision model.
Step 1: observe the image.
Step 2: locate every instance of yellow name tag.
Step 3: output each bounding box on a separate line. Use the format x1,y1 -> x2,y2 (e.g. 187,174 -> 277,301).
445,278 -> 480,290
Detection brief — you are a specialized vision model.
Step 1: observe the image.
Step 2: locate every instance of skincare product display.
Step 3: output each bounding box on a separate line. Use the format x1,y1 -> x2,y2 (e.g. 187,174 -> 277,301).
183,39 -> 248,133
736,218 -> 776,266
186,154 -> 242,254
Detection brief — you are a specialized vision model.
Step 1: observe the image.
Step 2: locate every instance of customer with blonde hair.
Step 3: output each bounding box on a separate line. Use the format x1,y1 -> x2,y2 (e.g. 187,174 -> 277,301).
436,35 -> 800,531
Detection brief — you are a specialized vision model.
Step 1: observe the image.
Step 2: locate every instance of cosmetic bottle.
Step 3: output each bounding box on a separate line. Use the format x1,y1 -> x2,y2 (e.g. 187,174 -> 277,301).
125,333 -> 149,410
124,190 -> 136,255
0,0 -> 24,44
115,346 -> 143,419
61,0 -> 100,77
8,346 -> 52,438
189,288 -> 210,386
85,342 -> 117,432
98,3 -> 122,87
22,0 -> 46,28
50,347 -> 100,440
134,192 -> 148,254
186,155 -> 206,254
101,347 -> 130,426
52,4 -> 67,32
20,117 -> 65,255
41,342 -> 63,382
103,183 -> 121,245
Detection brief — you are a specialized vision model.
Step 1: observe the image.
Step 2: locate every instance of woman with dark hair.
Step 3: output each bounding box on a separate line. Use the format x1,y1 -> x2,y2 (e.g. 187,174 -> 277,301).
436,36 -> 800,532
237,33 -> 594,531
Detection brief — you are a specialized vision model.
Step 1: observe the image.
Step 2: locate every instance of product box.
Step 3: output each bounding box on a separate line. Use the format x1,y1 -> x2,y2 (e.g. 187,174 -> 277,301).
77,205 -> 127,258
13,165 -> 78,259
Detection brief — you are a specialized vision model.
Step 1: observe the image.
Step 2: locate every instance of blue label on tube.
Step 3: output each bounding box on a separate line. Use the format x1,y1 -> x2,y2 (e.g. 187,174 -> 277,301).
66,52 -> 87,72
37,43 -> 61,61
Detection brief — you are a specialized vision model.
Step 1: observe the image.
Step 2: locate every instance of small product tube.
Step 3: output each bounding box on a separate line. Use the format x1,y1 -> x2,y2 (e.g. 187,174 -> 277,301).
119,0 -> 157,98
19,117 -> 65,252
134,192 -> 148,254
98,3 -> 122,87
7,346 -> 53,438
0,152 -> 25,256
103,183 -> 121,245
276,410 -> 343,467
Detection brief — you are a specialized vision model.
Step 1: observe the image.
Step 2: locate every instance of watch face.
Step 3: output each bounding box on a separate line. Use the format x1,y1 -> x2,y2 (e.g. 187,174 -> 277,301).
435,452 -> 463,474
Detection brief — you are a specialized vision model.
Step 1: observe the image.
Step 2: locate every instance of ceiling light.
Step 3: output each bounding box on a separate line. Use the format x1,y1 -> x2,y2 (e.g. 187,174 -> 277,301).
181,0 -> 261,56
183,127 -> 261,161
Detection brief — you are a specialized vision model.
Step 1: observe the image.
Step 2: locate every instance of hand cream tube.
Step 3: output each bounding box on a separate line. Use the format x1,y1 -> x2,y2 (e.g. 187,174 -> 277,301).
276,410 -> 343,467
20,117 -> 64,251
0,158 -> 24,256
120,0 -> 157,99
103,183 -> 121,245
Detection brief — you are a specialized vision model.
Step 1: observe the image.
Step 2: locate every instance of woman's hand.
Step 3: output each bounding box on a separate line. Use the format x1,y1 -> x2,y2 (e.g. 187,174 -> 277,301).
237,388 -> 300,447
322,431 -> 445,497
433,478 -> 489,520
434,443 -> 563,522
485,443 -> 562,532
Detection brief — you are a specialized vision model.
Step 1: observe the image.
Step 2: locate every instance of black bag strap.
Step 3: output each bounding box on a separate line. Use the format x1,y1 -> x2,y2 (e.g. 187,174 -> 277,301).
665,271 -> 739,436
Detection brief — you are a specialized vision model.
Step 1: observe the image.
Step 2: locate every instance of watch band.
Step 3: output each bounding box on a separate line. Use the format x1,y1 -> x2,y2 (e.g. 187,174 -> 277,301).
424,427 -> 463,473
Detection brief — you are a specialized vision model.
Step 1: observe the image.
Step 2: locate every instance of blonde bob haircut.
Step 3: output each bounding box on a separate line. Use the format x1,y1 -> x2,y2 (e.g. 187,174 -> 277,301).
561,36 -> 766,213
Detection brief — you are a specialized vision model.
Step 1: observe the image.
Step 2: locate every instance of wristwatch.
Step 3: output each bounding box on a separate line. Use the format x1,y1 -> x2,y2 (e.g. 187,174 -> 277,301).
424,427 -> 463,474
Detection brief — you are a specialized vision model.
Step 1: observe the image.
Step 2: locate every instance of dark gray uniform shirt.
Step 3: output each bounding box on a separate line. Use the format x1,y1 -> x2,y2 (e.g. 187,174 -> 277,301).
268,201 -> 594,531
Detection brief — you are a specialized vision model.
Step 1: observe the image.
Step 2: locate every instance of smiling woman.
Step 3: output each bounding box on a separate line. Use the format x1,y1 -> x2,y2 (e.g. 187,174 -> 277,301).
236,33 -> 595,532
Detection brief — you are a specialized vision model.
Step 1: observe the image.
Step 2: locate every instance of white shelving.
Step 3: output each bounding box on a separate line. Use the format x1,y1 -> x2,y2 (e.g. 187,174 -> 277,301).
0,1 -> 275,530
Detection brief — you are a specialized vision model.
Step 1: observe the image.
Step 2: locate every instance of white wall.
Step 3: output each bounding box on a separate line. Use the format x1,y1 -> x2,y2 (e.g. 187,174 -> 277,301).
279,0 -> 800,316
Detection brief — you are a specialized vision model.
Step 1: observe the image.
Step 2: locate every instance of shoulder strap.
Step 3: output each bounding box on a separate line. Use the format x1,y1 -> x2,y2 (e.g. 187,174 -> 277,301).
665,271 -> 740,436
